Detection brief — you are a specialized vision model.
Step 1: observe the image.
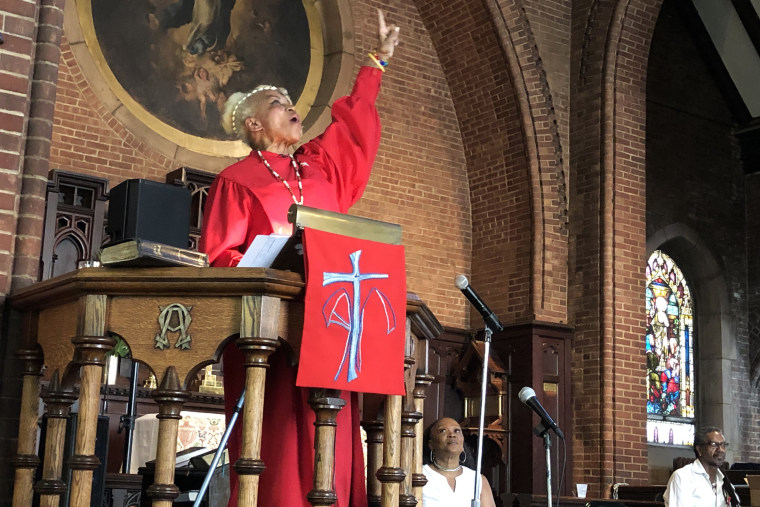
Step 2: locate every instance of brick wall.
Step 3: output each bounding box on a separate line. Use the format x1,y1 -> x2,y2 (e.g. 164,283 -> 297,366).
2,0 -> 646,500
0,0 -> 37,292
568,0 -> 659,495
13,0 -> 65,292
569,0 -> 608,491
416,0 -> 537,324
52,40 -> 174,183
605,0 -> 658,490
522,0 -> 571,181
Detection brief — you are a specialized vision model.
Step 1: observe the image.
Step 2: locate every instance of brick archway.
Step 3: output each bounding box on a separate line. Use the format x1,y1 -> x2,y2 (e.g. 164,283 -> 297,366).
413,0 -> 568,324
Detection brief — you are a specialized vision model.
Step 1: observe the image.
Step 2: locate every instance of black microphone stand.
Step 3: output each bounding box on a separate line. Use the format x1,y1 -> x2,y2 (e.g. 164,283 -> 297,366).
533,420 -> 554,507
470,324 -> 493,507
118,360 -> 139,474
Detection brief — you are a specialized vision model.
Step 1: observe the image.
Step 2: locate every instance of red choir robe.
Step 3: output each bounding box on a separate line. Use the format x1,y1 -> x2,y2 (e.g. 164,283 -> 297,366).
199,66 -> 383,507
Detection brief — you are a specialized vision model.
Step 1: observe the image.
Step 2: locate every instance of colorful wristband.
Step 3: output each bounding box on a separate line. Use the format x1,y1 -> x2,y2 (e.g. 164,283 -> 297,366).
368,52 -> 388,72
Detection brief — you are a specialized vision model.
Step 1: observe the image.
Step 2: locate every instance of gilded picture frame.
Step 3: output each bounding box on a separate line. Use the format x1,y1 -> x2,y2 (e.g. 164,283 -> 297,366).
65,0 -> 353,162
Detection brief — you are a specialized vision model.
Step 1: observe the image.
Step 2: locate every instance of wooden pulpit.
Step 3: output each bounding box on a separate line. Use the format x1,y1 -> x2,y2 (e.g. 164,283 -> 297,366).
9,264 -> 441,507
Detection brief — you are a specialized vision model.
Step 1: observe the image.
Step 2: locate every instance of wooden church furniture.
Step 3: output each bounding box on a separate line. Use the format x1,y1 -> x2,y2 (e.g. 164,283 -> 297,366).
40,169 -> 109,281
507,495 -> 664,507
615,483 -> 750,506
493,322 -> 574,497
9,266 -> 441,507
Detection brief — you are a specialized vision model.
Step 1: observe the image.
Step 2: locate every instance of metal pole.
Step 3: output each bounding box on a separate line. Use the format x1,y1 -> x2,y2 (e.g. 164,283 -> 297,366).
192,388 -> 246,507
543,432 -> 553,507
470,325 -> 493,507
120,360 -> 139,474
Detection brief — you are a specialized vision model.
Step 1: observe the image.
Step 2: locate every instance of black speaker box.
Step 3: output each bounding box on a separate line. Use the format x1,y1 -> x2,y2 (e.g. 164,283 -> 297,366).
108,179 -> 191,248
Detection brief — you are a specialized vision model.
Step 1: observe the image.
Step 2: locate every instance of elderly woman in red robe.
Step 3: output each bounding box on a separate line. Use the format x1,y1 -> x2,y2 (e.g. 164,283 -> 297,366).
198,10 -> 400,507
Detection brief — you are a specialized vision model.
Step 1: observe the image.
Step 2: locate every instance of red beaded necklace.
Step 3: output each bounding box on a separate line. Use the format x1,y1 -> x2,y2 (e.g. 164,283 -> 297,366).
256,150 -> 304,205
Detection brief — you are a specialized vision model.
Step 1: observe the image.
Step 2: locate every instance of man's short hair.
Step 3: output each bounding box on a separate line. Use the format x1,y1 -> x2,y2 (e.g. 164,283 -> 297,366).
693,426 -> 723,457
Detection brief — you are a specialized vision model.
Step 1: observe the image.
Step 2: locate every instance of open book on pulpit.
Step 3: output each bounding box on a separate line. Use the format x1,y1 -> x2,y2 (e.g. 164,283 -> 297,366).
236,205 -> 403,271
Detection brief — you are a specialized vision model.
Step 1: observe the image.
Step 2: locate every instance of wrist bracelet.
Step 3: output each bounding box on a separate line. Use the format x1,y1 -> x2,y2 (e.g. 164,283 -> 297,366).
368,52 -> 388,72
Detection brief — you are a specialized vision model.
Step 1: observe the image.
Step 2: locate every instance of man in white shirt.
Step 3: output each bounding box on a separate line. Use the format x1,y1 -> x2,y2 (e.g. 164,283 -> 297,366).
664,426 -> 739,507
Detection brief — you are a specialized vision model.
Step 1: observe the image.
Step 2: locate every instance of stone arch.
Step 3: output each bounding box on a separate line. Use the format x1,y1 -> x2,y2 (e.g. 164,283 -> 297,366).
647,224 -> 738,455
412,0 -> 568,323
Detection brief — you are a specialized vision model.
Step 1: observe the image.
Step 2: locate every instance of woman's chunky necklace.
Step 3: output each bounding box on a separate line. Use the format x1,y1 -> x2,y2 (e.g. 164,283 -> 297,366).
431,458 -> 462,473
256,150 -> 304,205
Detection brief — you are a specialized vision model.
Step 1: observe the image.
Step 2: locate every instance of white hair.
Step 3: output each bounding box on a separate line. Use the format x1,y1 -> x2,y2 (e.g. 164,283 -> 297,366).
221,85 -> 292,146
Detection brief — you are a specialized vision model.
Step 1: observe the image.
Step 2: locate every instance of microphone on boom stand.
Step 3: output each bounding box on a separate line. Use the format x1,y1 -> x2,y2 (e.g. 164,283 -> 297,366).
455,274 -> 503,507
455,274 -> 504,332
519,386 -> 564,507
518,386 -> 564,439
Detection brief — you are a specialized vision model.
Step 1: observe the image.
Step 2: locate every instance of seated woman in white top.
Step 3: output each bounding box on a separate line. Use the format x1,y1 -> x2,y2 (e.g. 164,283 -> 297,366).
422,417 -> 496,507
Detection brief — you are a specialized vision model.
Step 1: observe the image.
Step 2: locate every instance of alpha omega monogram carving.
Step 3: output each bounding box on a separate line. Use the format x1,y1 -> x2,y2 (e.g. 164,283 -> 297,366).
155,303 -> 193,350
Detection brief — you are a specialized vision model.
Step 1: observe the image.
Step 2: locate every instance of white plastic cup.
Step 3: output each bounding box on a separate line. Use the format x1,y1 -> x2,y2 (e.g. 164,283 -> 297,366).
577,484 -> 588,499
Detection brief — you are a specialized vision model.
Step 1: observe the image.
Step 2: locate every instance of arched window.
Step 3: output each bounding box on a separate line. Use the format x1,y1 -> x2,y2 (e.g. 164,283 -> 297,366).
645,250 -> 695,446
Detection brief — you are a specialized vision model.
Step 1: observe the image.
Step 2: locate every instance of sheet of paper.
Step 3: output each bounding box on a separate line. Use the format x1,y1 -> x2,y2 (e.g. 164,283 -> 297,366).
237,234 -> 290,267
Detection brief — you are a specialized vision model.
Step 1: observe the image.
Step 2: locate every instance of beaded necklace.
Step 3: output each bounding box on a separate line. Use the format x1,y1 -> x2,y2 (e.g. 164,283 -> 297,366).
256,150 -> 304,205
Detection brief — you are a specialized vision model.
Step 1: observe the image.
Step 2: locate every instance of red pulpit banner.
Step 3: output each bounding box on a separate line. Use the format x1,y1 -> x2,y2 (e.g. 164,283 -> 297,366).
296,228 -> 407,395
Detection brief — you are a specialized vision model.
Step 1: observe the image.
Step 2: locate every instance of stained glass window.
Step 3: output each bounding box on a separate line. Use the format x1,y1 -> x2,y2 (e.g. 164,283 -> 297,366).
645,250 -> 695,446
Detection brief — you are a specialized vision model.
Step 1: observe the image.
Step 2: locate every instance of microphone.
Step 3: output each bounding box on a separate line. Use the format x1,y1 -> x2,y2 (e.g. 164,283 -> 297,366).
518,386 -> 564,439
454,275 -> 504,332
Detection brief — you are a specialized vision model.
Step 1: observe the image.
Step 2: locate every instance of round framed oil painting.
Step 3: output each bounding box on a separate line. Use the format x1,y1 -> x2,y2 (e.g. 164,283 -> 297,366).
70,0 -> 337,159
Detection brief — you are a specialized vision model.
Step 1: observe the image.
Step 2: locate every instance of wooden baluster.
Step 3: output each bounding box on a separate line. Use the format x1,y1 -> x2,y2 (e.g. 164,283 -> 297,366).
68,294 -> 113,507
11,346 -> 43,507
362,420 -> 384,507
145,366 -> 190,507
236,294 -> 280,507
399,353 -> 419,507
399,412 -> 422,506
378,394 -> 404,507
35,370 -> 77,507
412,374 -> 434,503
307,389 -> 346,506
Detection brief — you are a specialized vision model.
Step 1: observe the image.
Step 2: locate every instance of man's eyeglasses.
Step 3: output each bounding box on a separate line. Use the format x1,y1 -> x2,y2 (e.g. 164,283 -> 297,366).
705,441 -> 730,450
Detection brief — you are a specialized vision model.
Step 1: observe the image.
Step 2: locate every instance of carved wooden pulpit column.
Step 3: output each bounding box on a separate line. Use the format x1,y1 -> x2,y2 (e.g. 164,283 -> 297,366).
412,373 -> 435,502
12,346 -> 43,507
307,389 -> 347,505
69,294 -> 116,506
362,420 -> 385,506
235,295 -> 281,504
145,367 -> 190,506
35,371 -> 77,507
